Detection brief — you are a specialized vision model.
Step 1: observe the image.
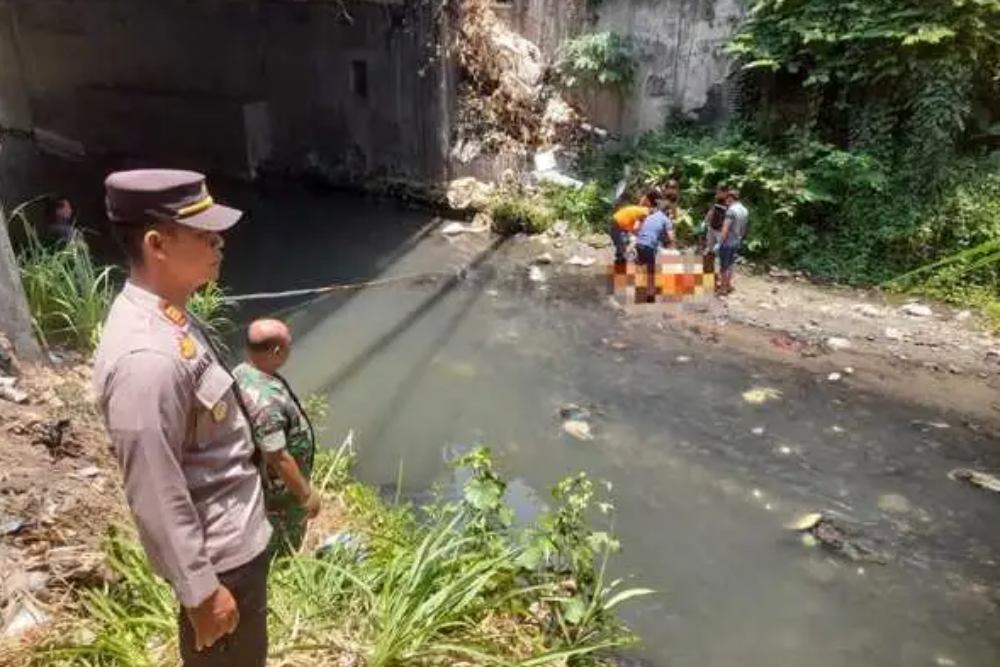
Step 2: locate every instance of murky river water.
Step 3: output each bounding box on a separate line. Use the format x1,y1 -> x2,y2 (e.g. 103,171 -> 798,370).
220,187 -> 1000,667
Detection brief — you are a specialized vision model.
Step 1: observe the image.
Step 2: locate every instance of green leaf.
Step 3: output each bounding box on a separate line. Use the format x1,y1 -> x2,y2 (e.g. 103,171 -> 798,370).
603,587 -> 656,611
562,596 -> 588,625
464,478 -> 502,511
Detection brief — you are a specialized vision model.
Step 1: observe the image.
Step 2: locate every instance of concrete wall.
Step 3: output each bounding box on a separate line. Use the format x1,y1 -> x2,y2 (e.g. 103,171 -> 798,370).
499,0 -> 746,134
0,0 -> 450,182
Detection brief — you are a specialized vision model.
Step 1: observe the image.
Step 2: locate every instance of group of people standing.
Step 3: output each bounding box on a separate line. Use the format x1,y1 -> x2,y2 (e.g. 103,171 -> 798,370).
609,180 -> 750,296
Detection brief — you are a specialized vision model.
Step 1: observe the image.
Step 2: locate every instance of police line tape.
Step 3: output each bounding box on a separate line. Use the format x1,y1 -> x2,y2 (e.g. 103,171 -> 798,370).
221,267 -> 465,304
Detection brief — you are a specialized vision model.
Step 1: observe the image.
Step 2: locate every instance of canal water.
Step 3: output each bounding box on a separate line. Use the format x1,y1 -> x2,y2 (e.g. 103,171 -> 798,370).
221,187 -> 1000,667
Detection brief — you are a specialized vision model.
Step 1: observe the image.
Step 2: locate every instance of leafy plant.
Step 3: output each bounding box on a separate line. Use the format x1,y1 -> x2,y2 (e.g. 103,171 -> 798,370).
187,281 -> 234,352
30,446 -> 648,667
13,215 -> 115,351
489,191 -> 556,235
557,32 -> 638,90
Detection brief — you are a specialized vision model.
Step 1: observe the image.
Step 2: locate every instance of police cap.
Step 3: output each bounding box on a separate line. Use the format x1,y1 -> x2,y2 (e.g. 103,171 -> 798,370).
104,169 -> 242,231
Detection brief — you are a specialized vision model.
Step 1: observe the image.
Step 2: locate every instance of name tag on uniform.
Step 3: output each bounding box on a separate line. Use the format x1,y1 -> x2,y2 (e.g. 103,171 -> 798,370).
195,364 -> 234,415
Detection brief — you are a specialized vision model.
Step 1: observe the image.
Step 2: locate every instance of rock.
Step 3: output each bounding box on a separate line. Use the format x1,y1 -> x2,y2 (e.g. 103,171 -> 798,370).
986,348 -> 1000,360
884,327 -> 904,341
948,364 -> 962,375
0,517 -> 27,536
471,211 -> 493,230
550,220 -> 569,238
0,334 -> 16,376
778,445 -> 793,456
826,337 -> 852,351
934,656 -> 958,667
742,387 -> 783,404
450,137 -> 483,164
534,252 -> 554,265
768,266 -> 794,279
0,380 -> 28,404
441,222 -> 468,236
4,569 -> 50,598
827,372 -> 843,382
948,468 -> 1000,493
955,310 -> 972,322
751,426 -> 765,436
75,465 -> 100,479
528,266 -> 546,283
877,493 -> 911,514
844,367 -> 854,375
445,177 -> 495,211
901,303 -> 933,317
855,304 -> 882,318
562,420 -> 594,441
565,255 -> 596,267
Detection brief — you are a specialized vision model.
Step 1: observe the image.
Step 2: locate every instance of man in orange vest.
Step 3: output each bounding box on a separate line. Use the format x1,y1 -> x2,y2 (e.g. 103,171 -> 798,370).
609,187 -> 661,266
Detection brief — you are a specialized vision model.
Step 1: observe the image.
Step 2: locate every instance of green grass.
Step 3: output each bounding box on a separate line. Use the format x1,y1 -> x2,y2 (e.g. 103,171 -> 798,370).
26,440 -> 649,667
11,215 -> 114,352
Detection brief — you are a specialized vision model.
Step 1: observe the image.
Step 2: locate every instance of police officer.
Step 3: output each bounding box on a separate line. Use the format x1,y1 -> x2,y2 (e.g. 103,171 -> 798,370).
93,169 -> 271,666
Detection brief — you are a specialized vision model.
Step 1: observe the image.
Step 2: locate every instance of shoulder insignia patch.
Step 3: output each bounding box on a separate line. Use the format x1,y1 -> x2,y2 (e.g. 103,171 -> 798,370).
161,301 -> 188,327
179,334 -> 197,360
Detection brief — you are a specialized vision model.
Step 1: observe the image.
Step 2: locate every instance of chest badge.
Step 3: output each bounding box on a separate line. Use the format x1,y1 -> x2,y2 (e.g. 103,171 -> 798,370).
161,302 -> 188,327
211,400 -> 229,423
179,335 -> 197,360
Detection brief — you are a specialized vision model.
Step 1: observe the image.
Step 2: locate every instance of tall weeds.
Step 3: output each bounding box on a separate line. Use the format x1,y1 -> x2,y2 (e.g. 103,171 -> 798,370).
13,217 -> 114,352
28,441 -> 649,667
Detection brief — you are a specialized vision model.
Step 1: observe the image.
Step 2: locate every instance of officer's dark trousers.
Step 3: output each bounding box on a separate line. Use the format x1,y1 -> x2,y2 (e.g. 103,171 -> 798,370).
179,548 -> 269,667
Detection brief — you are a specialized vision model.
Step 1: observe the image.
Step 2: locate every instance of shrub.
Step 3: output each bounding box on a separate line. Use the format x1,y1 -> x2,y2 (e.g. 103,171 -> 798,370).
556,32 -> 638,90
489,192 -> 556,235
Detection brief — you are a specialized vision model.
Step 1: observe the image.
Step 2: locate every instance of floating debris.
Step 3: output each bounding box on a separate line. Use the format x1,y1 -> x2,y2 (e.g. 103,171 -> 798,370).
827,372 -> 842,382
562,420 -> 594,441
742,387 -> 783,405
912,420 -> 950,431
786,512 -> 824,531
949,469 -> 1000,494
751,426 -> 765,436
558,403 -> 592,422
528,266 -> 546,283
675,355 -> 691,363
785,511 -> 886,563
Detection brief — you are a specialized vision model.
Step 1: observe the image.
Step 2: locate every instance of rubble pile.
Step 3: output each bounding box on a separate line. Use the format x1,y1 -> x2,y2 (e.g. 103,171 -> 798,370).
452,0 -> 607,167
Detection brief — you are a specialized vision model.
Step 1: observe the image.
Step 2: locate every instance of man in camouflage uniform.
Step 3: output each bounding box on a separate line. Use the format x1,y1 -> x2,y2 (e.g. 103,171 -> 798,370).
234,319 -> 320,556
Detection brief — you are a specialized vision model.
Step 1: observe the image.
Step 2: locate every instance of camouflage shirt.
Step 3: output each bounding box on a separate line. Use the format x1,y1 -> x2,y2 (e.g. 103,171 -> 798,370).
233,363 -> 316,504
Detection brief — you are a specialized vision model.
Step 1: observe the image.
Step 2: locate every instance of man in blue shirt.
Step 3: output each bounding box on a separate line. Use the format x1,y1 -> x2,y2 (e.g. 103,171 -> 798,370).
634,196 -> 675,302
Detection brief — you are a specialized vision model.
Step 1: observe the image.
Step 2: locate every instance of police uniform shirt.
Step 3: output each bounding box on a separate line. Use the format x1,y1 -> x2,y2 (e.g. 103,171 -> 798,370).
94,281 -> 271,607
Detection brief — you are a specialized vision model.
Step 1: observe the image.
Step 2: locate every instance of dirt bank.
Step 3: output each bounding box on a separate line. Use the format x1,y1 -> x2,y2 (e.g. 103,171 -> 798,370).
0,356 -> 122,658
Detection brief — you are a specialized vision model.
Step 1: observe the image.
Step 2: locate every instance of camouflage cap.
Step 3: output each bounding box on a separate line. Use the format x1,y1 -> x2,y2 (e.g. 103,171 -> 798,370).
104,169 -> 242,231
